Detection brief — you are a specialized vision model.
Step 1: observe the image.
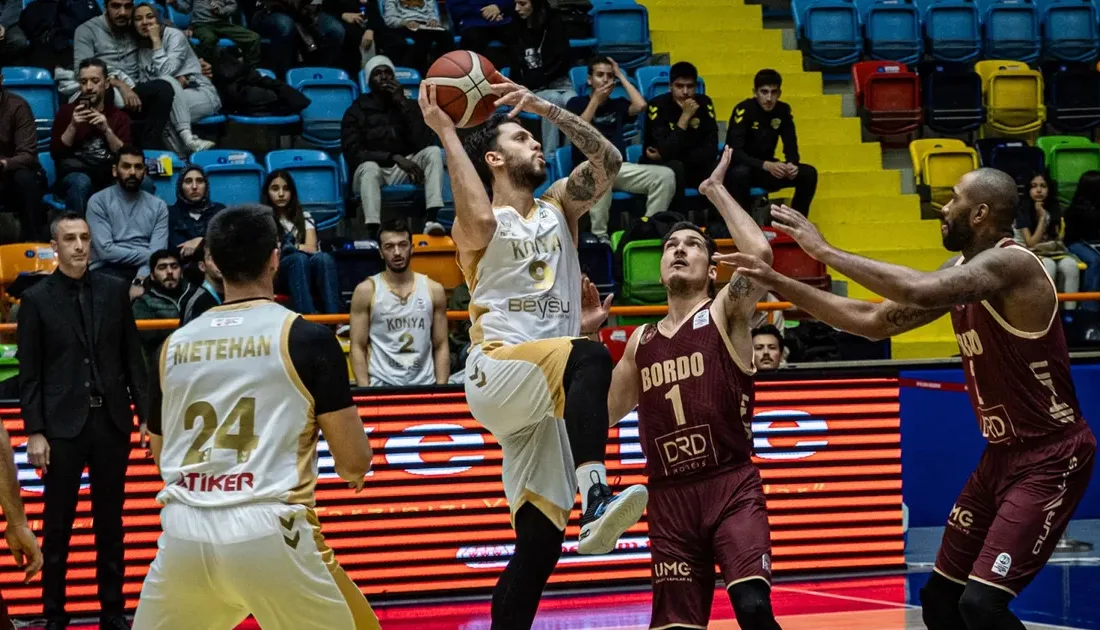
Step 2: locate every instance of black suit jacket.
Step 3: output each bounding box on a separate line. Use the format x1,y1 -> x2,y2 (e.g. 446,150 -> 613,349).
17,270 -> 148,439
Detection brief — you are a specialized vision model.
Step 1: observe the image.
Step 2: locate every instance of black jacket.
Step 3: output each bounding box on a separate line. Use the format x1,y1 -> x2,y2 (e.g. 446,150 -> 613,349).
508,11 -> 571,91
17,270 -> 148,439
340,92 -> 436,171
725,97 -> 800,168
1064,199 -> 1100,245
644,92 -> 719,167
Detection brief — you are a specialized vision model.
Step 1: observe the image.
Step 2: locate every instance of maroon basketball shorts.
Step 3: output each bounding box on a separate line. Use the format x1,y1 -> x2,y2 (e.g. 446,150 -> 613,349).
0,587 -> 12,630
647,463 -> 772,629
934,423 -> 1096,596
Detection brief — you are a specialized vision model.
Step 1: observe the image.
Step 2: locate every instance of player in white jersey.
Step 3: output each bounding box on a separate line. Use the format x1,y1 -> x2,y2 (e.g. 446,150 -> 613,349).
350,219 -> 450,387
418,77 -> 648,628
133,206 -> 379,630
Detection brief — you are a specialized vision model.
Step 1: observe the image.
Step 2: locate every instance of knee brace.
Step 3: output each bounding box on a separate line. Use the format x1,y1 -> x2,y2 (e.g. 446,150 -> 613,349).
919,572 -> 967,630
958,581 -> 1026,630
728,580 -> 781,630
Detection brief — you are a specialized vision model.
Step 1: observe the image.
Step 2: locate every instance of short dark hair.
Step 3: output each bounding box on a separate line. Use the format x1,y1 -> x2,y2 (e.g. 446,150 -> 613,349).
116,143 -> 144,165
462,112 -> 511,189
77,57 -> 107,77
149,249 -> 181,271
661,221 -> 718,297
50,211 -> 86,240
205,205 -> 279,284
670,62 -> 698,84
379,219 -> 412,241
754,69 -> 782,90
587,55 -> 614,74
752,324 -> 785,350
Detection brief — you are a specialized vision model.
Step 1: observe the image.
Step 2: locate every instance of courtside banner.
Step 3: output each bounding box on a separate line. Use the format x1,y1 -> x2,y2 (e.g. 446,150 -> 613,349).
0,377 -> 903,614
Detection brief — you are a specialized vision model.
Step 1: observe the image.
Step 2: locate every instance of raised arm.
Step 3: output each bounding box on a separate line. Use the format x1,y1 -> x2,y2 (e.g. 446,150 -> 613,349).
348,279 -> 374,387
429,280 -> 451,384
608,326 -> 644,427
417,83 -> 496,255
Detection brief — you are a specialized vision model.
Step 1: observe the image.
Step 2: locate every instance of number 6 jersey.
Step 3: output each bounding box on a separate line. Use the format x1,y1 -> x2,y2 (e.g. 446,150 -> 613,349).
152,299 -> 354,509
634,301 -> 757,485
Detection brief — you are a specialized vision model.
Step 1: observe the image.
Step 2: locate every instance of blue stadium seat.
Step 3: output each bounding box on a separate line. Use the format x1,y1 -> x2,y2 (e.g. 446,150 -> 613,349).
359,66 -> 422,99
859,0 -> 924,65
144,150 -> 186,206
286,67 -> 358,149
265,150 -> 344,229
979,0 -> 1041,63
37,152 -> 66,212
578,236 -> 615,295
974,138 -> 1044,187
190,149 -> 266,206
791,0 -> 864,67
1040,0 -> 1100,62
166,5 -> 236,48
591,0 -> 652,69
919,61 -> 986,134
2,67 -> 57,150
920,0 -> 982,62
226,69 -> 301,128
567,65 -> 642,141
635,65 -> 707,101
1042,62 -> 1100,133
338,152 -> 422,212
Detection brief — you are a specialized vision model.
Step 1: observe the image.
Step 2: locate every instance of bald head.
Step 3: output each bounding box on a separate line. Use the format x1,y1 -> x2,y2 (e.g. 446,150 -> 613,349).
962,168 -> 1019,232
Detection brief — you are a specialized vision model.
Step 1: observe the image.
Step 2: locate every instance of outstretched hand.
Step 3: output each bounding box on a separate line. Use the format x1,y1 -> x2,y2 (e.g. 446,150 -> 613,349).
712,252 -> 781,289
417,82 -> 455,136
490,79 -> 549,119
770,205 -> 829,260
699,146 -> 732,197
580,276 -> 613,334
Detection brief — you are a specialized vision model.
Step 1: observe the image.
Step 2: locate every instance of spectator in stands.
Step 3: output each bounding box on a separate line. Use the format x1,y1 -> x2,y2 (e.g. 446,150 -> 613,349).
567,56 -> 674,242
87,144 -> 169,292
349,219 -> 449,386
0,72 -> 47,241
506,0 -> 573,156
0,0 -> 30,63
752,323 -> 785,371
131,249 -> 199,361
642,61 -> 718,201
342,55 -> 445,238
1064,170 -> 1100,313
381,0 -> 454,74
251,0 -> 345,77
168,165 -> 224,270
725,69 -> 817,218
324,0 -> 382,76
50,57 -> 131,215
132,3 -> 219,156
264,169 -> 343,314
179,242 -> 223,324
168,0 -> 261,71
74,0 -> 177,149
1017,172 -> 1080,310
447,0 -> 512,67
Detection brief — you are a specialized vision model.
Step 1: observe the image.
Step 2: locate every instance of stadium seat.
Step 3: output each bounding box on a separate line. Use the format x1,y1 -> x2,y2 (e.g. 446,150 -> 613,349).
790,0 -> 863,67
166,4 -> 236,48
852,61 -> 923,136
1040,0 -> 1099,62
598,325 -> 639,365
909,138 -> 979,207
918,61 -> 985,134
975,59 -> 1046,136
0,242 -> 56,314
286,68 -> 358,149
358,66 -> 422,99
859,0 -> 924,65
591,0 -> 653,69
635,65 -> 708,101
408,234 -> 462,290
974,138 -> 1045,187
921,0 -> 983,62
568,66 -> 641,140
36,152 -> 66,212
265,150 -> 344,230
1042,62 -> 1100,133
2,66 -> 57,150
981,0 -> 1042,63
578,235 -> 615,296
620,238 -> 665,304
1037,135 -> 1100,203
144,150 -> 186,206
190,149 -> 266,206
227,68 -> 301,130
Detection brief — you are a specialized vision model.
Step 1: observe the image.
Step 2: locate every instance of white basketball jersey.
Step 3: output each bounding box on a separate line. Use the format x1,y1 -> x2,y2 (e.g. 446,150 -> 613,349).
367,272 -> 435,387
465,199 -> 581,345
156,300 -> 320,509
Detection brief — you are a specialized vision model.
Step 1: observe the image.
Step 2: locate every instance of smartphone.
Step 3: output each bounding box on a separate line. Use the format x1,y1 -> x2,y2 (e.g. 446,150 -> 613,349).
76,95 -> 92,110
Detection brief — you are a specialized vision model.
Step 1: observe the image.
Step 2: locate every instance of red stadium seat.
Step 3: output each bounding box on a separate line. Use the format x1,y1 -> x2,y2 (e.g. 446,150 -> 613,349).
599,325 -> 638,365
853,61 -> 923,136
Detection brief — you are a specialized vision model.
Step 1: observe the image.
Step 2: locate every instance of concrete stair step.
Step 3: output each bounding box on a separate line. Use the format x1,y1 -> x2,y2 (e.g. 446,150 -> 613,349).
891,338 -> 959,359
822,221 -> 943,251
794,143 -> 881,172
653,30 -> 780,51
689,50 -> 805,76
812,195 -> 922,223
647,5 -> 763,25
712,95 -> 844,120
639,0 -> 747,6
706,71 -> 822,97
810,170 -> 901,196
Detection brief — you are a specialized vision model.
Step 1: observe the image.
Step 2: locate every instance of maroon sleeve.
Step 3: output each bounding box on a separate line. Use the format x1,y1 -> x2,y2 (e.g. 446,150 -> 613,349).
111,110 -> 131,144
49,104 -> 75,158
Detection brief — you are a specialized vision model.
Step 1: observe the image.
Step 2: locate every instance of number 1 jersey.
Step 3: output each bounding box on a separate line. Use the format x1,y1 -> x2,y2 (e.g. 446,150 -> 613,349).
634,302 -> 757,485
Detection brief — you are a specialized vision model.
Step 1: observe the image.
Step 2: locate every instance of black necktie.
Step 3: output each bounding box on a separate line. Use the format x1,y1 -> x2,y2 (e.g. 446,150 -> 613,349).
77,286 -> 101,390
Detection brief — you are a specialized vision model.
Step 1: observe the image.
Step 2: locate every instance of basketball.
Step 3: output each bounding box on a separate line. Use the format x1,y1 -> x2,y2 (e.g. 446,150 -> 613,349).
425,50 -> 502,128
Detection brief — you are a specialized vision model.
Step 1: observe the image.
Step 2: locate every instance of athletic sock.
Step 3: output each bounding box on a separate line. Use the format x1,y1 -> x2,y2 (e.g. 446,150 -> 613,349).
576,462 -> 607,513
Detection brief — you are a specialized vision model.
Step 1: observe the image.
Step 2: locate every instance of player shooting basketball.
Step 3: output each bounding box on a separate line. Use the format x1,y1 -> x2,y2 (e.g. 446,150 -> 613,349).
719,168 -> 1096,630
606,147 -> 783,630
417,74 -> 648,628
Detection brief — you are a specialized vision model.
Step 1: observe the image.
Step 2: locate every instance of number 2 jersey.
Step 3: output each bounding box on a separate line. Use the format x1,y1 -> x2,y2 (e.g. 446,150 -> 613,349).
634,301 -> 757,485
149,299 -> 354,510
950,239 -> 1086,445
366,272 -> 435,387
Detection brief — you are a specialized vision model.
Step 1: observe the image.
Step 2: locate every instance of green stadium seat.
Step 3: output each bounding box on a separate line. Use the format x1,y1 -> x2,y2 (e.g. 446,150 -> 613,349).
621,239 -> 666,304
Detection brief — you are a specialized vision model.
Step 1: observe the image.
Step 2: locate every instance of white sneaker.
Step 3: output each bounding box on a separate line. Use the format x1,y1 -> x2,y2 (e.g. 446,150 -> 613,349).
187,137 -> 216,153
577,483 -> 648,555
424,220 -> 446,236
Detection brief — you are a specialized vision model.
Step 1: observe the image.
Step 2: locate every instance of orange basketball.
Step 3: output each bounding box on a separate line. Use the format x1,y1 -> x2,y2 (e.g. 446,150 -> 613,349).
425,50 -> 502,128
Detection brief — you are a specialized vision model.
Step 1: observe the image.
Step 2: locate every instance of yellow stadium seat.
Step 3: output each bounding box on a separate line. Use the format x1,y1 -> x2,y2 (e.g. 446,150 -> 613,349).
909,139 -> 978,207
409,234 -> 463,290
0,243 -> 57,320
975,60 -> 1046,136
908,138 -> 966,183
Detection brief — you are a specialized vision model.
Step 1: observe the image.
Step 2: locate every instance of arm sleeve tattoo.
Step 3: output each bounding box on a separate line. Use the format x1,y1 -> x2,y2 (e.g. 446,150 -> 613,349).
545,103 -> 623,212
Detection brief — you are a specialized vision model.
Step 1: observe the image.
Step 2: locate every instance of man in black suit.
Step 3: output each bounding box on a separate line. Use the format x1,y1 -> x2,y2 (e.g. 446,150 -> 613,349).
17,212 -> 148,630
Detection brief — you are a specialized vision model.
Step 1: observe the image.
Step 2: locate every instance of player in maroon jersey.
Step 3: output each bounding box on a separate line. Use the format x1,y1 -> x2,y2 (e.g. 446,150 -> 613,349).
715,167 -> 1096,630
605,147 -> 782,630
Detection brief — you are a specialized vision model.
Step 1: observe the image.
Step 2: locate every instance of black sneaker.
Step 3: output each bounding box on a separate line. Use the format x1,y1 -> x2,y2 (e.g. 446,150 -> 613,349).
577,482 -> 648,555
99,615 -> 131,630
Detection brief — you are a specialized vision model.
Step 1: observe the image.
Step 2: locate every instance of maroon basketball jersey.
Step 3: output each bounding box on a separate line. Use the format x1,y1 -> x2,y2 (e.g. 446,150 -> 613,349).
635,301 -> 756,483
950,239 -> 1084,445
